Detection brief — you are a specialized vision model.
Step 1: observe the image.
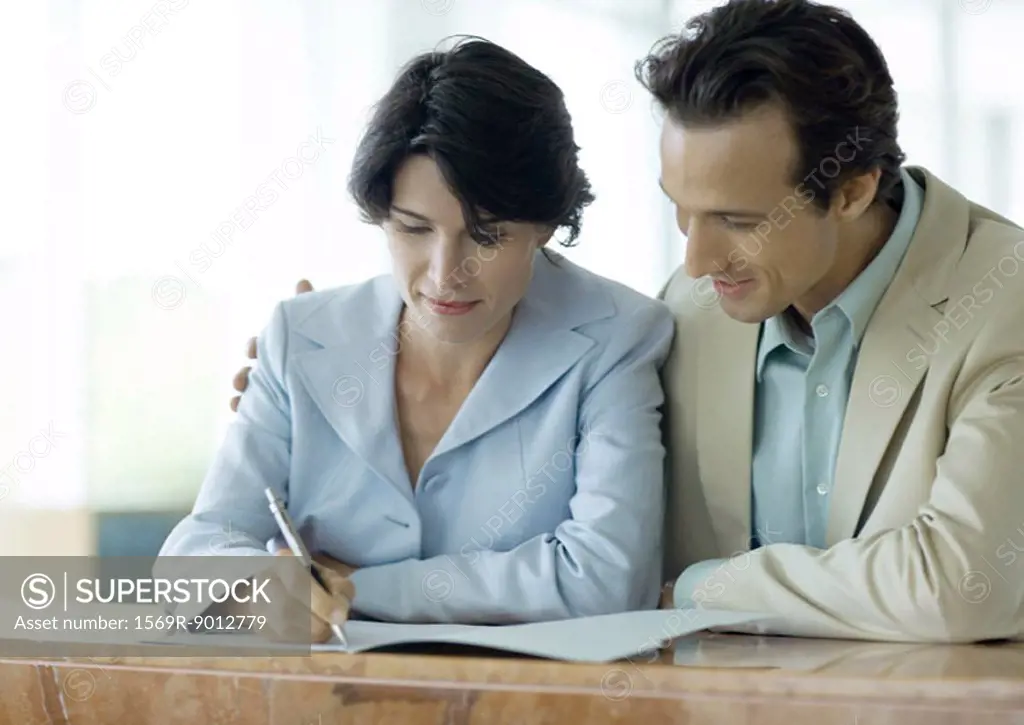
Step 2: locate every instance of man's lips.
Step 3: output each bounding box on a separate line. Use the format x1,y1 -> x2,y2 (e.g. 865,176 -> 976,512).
711,277 -> 756,297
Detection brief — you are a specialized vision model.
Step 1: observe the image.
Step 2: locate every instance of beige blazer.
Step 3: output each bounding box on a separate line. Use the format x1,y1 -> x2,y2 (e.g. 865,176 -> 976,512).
659,166 -> 1024,642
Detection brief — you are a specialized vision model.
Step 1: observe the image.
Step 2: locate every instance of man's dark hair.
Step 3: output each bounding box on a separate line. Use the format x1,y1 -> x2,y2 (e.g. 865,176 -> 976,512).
348,36 -> 594,246
635,0 -> 907,210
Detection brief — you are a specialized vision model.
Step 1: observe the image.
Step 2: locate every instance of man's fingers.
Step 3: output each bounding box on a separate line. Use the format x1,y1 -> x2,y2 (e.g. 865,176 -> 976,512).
296,279 -> 313,295
230,367 -> 250,412
234,343 -> 255,413
659,583 -> 675,610
232,366 -> 251,393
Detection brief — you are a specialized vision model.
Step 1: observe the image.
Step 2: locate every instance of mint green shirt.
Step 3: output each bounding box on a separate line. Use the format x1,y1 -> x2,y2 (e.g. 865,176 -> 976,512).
674,168 -> 924,603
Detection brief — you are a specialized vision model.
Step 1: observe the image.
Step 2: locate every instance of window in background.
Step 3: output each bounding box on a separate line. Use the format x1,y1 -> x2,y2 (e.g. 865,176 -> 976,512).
24,0 -> 1019,557
30,0 -> 407,550
26,0 -> 680,556
0,1 -> 92,553
7,0 -> 88,514
957,0 -> 1023,222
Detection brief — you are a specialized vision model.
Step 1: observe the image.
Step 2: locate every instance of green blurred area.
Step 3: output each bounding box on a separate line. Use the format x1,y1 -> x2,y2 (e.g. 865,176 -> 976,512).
85,275 -> 223,513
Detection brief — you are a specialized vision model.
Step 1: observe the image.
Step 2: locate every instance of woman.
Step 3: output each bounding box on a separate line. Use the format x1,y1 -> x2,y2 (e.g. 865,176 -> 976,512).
160,37 -> 674,641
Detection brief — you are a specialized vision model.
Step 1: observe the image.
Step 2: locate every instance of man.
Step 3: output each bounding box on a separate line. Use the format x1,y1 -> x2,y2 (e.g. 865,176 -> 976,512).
642,0 -> 1024,643
231,0 -> 1024,642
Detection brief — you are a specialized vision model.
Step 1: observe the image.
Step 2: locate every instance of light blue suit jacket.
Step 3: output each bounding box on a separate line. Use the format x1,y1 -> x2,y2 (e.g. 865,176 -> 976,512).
159,250 -> 674,624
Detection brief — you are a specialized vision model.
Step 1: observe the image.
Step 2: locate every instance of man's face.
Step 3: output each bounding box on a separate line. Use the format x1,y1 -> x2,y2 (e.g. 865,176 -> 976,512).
658,104 -> 846,323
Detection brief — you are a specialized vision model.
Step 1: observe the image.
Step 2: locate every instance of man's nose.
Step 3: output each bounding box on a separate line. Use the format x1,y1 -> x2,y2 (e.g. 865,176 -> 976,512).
682,221 -> 727,280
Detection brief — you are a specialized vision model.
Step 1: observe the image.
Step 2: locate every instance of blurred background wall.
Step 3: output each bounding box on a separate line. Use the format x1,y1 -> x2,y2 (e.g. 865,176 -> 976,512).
2,0 -> 1020,555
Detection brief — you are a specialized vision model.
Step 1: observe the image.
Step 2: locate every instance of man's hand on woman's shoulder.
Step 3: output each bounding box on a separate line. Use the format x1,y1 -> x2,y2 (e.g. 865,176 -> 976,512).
230,279 -> 314,411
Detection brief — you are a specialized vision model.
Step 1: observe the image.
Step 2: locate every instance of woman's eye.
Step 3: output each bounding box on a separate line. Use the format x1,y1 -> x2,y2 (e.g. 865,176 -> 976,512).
396,223 -> 430,235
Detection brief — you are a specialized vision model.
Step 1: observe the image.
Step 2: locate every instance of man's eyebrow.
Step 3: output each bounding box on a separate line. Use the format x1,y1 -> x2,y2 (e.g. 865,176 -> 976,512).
709,207 -> 768,218
657,179 -> 768,218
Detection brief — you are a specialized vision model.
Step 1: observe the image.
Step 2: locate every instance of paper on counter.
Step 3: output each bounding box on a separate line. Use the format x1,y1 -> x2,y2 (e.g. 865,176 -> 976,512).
311,607 -> 771,663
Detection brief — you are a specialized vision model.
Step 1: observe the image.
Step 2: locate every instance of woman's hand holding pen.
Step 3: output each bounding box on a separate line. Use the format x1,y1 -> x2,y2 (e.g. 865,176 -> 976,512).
272,549 -> 355,643
312,553 -> 357,579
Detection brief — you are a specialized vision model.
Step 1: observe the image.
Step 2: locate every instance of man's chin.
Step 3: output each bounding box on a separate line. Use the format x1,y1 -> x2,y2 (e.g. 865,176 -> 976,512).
718,299 -> 772,325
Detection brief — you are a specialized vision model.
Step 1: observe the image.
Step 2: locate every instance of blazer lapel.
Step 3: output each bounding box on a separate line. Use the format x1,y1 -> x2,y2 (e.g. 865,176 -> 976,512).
291,278 -> 414,502
696,308 -> 760,554
290,252 -> 614,494
432,252 -> 611,458
827,167 -> 969,545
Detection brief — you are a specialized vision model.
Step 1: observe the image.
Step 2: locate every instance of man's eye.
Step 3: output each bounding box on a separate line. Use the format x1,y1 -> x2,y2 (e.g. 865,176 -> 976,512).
722,218 -> 758,231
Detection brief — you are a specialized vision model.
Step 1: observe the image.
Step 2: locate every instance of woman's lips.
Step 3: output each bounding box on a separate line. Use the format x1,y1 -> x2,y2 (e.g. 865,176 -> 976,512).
425,297 -> 480,315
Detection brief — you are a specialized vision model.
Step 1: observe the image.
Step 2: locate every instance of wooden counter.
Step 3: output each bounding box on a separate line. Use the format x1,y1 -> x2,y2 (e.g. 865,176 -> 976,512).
2,633 -> 1023,724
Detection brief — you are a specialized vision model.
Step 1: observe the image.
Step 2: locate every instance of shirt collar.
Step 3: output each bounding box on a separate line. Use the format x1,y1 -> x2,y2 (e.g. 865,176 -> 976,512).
756,167 -> 924,381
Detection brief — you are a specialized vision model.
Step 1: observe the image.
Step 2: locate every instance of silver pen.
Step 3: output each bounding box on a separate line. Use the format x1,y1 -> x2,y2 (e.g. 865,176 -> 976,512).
264,487 -> 348,647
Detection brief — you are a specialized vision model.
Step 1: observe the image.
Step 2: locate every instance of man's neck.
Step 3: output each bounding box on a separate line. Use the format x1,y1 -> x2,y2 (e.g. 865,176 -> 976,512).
792,201 -> 900,324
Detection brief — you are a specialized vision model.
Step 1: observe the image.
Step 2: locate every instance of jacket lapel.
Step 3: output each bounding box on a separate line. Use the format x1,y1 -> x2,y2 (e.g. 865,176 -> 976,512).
291,277 -> 414,502
696,307 -> 760,554
432,252 -> 611,458
289,252 -> 614,495
827,167 -> 970,544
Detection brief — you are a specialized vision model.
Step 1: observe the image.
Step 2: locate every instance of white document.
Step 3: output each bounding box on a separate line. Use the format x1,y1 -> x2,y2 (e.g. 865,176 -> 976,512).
0,596 -> 769,663
311,608 -> 771,662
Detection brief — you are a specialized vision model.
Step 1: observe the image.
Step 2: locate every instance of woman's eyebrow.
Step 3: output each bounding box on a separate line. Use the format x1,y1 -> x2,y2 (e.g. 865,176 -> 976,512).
390,205 -> 432,222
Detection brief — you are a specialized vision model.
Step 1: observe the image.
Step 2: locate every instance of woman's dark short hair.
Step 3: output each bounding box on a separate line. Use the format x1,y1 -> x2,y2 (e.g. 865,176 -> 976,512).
348,36 -> 594,246
635,0 -> 907,210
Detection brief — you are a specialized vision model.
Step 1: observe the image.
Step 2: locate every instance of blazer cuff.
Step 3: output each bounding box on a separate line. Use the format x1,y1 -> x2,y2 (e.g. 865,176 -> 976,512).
347,559 -> 435,622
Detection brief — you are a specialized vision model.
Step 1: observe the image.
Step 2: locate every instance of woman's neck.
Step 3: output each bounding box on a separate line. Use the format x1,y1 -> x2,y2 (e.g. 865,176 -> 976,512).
396,308 -> 513,391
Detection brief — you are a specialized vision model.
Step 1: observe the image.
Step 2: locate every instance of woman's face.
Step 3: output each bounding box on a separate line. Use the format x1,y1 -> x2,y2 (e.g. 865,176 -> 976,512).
384,154 -> 551,344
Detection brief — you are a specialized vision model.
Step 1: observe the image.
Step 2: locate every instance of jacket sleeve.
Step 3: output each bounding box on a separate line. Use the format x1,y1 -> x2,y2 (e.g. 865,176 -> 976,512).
154,302 -> 293,616
348,302 -> 675,623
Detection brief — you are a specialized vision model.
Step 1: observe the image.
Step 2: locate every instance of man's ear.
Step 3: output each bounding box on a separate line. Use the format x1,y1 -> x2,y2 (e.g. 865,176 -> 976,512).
833,168 -> 882,221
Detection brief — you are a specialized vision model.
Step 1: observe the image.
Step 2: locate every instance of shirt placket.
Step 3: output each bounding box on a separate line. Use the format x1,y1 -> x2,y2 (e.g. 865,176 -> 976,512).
802,313 -> 844,549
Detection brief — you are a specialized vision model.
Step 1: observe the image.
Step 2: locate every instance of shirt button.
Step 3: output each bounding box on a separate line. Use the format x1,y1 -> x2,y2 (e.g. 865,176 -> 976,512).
816,483 -> 828,496
815,384 -> 829,397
